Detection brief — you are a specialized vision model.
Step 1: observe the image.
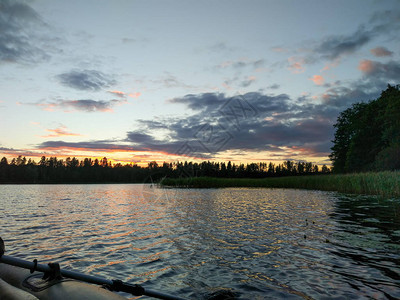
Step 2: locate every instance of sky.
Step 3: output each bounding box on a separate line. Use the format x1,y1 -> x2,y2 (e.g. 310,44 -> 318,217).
1,0 -> 400,166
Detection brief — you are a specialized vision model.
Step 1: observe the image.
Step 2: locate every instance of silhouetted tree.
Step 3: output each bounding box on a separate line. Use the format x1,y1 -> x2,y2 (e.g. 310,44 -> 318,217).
0,155 -> 329,183
330,84 -> 400,172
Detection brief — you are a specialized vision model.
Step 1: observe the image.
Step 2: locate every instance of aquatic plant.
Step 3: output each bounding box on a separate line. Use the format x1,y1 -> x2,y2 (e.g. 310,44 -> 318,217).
161,171 -> 400,198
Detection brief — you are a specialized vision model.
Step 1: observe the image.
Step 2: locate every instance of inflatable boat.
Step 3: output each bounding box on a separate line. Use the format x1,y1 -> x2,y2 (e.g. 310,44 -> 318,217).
0,262 -> 127,300
0,256 -> 185,300
0,238 -> 185,300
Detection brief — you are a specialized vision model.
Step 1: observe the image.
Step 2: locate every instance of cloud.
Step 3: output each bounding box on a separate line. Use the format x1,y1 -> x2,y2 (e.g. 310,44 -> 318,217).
150,74 -> 194,90
320,81 -> 383,108
213,59 -> 265,88
240,76 -> 257,87
108,90 -> 126,97
0,146 -> 46,158
129,92 -> 141,98
126,131 -> 196,157
25,98 -> 128,112
358,59 -> 375,73
315,11 -> 400,62
122,38 -> 136,44
310,75 -> 325,86
168,93 -> 226,111
0,0 -> 51,63
321,59 -> 341,71
315,27 -> 372,61
57,70 -> 117,91
37,140 -> 137,152
370,47 -> 393,57
369,10 -> 400,32
287,56 -> 305,73
292,10 -> 400,68
30,85 -> 385,161
36,137 -> 201,159
216,58 -> 265,70
40,126 -> 83,138
108,90 -> 141,99
358,59 -> 400,81
268,84 -> 280,89
209,42 -> 236,53
271,47 -> 288,53
162,74 -> 186,88
128,92 -> 341,159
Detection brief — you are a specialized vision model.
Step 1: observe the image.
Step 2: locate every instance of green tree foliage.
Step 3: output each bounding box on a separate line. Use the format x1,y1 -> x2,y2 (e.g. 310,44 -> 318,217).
330,84 -> 400,173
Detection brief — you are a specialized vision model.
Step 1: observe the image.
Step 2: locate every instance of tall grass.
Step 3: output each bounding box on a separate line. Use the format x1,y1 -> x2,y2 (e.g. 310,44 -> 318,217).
160,171 -> 400,198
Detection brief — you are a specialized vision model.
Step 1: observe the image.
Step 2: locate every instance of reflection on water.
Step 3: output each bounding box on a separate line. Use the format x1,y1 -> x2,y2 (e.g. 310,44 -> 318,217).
0,184 -> 399,299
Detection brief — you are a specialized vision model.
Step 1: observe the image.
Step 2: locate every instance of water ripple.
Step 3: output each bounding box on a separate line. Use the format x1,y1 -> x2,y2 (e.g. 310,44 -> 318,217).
1,185 -> 400,299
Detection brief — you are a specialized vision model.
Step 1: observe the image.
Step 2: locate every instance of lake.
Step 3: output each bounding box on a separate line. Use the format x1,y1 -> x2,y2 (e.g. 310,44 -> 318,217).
1,184 -> 399,299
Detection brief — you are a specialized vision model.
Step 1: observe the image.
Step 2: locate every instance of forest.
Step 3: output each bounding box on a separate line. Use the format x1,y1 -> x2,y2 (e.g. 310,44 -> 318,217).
0,156 -> 330,184
330,84 -> 400,173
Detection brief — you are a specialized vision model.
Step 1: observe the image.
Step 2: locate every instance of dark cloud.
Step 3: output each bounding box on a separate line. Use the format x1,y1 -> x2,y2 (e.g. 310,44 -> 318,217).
38,140 -> 137,152
57,70 -> 117,91
122,38 -> 136,43
127,92 -> 339,159
162,74 -> 191,88
169,92 -> 292,119
222,75 -> 258,88
209,42 -> 236,53
126,132 -> 156,144
35,84 -> 390,160
216,59 -> 265,70
25,98 -> 127,112
0,0 -> 50,63
321,84 -> 381,108
253,59 -> 265,68
240,77 -> 256,87
0,146 -> 42,157
168,93 -> 225,111
301,10 -> 400,64
369,10 -> 400,32
31,86 -> 380,160
212,59 -> 265,89
358,60 -> 400,81
315,27 -> 372,61
268,84 -> 280,89
59,99 -> 123,112
126,131 -> 199,156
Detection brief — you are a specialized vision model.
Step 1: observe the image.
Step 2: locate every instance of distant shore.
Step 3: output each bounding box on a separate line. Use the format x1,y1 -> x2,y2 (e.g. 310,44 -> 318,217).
160,171 -> 400,198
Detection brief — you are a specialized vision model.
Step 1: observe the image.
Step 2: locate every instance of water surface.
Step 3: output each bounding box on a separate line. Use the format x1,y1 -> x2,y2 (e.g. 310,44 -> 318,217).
1,184 -> 399,299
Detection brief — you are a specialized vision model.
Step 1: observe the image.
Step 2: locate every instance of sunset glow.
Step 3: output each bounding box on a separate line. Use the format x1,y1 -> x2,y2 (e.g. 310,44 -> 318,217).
1,1 -> 399,167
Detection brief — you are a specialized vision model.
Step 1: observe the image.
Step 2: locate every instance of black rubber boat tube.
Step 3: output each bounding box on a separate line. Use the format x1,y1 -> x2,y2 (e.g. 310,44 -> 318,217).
0,255 -> 186,300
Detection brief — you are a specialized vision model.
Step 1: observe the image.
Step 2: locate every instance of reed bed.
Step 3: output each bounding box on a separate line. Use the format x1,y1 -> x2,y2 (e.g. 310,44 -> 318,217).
160,171 -> 400,198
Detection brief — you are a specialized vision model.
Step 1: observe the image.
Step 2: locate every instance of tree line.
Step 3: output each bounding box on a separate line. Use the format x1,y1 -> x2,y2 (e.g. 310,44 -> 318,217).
0,156 -> 330,184
330,84 -> 400,173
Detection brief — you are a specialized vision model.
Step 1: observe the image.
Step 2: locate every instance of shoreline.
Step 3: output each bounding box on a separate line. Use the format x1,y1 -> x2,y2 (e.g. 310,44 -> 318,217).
160,171 -> 400,198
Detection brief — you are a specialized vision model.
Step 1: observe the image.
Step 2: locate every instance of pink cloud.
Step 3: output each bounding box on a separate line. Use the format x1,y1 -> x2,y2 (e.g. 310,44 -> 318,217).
321,58 -> 341,72
322,93 -> 331,102
310,75 -> 325,86
41,126 -> 83,138
288,56 -> 305,73
128,92 -> 141,98
370,47 -> 393,57
108,90 -> 141,99
271,47 -> 288,53
358,59 -> 375,74
108,90 -> 126,97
